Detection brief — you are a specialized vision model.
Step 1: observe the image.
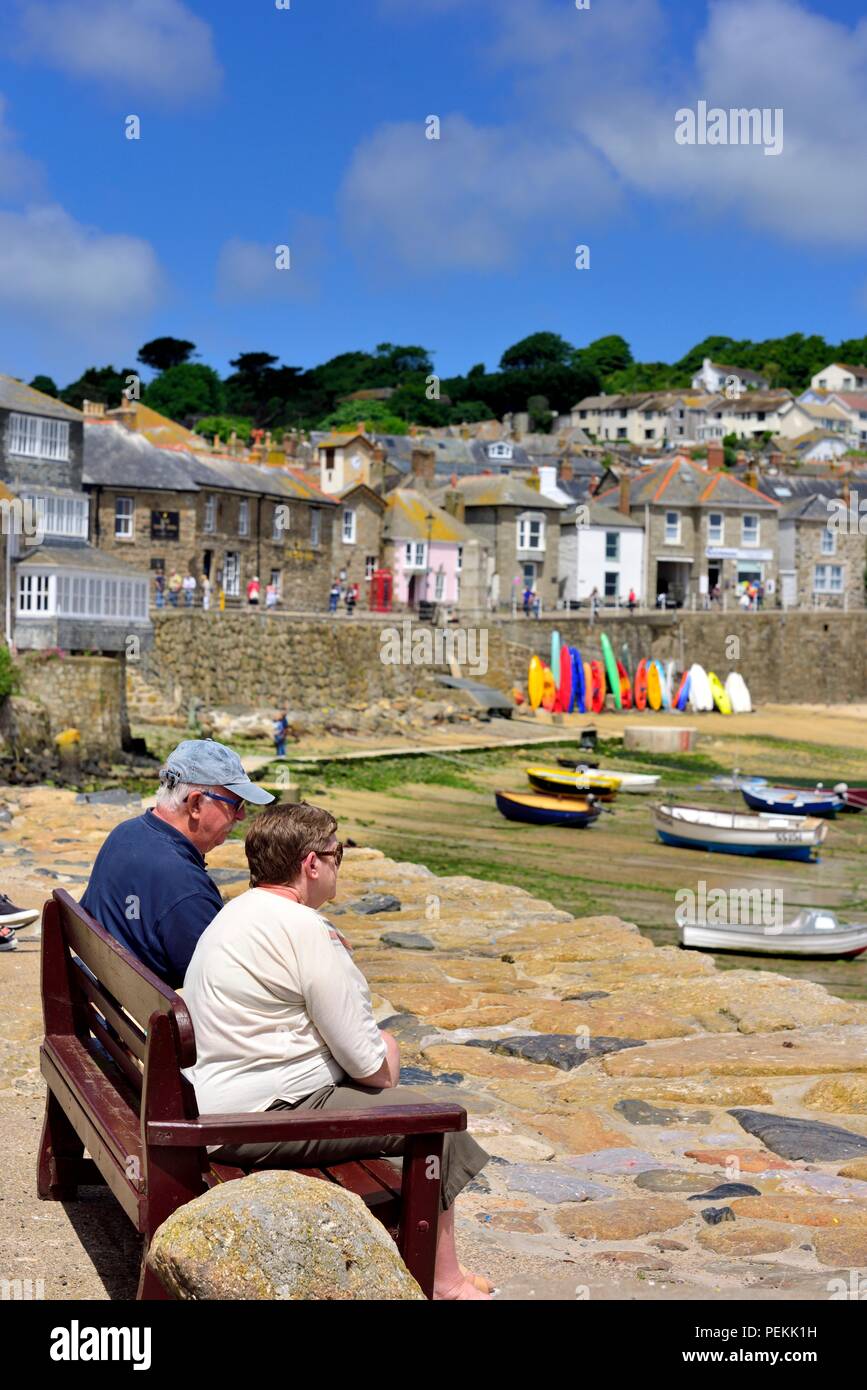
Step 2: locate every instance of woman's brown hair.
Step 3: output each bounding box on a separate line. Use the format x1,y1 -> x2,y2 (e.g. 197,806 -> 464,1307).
245,801 -> 338,887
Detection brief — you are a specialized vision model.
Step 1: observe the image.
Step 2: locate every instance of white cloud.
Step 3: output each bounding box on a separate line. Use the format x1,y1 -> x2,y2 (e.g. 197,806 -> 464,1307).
216,216 -> 329,303
15,0 -> 222,103
0,204 -> 163,317
349,0 -> 867,263
0,94 -> 43,202
341,115 -> 621,274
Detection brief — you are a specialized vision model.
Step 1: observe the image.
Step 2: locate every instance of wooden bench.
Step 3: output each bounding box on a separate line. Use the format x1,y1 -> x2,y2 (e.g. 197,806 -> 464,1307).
37,889 -> 466,1300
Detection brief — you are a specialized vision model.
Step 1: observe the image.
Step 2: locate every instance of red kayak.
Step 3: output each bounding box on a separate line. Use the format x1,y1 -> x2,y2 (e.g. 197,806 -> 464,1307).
617,660 -> 633,711
589,660 -> 606,714
634,658 -> 648,712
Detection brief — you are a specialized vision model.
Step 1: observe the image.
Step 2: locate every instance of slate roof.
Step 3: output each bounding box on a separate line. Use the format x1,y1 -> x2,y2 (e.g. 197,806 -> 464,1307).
0,375 -> 82,422
16,541 -> 150,577
597,457 -> 778,510
703,361 -> 768,384
779,494 -> 839,522
382,488 -> 479,544
562,501 -> 644,529
182,454 -> 335,503
83,422 -> 200,490
105,401 -> 208,452
442,474 -> 565,510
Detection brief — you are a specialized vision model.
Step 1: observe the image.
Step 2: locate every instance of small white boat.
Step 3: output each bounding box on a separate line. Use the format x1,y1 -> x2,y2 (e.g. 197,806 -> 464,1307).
653,803 -> 828,861
557,765 -> 660,791
678,908 -> 867,958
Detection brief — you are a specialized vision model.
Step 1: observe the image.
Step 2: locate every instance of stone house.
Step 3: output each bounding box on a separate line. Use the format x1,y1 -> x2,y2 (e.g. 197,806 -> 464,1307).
778,494 -> 866,610
332,482 -> 386,600
0,376 -> 151,652
597,454 -> 780,607
437,474 -> 564,610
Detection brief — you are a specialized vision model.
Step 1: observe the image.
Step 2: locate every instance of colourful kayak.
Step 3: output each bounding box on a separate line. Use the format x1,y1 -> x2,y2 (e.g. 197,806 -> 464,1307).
558,646 -> 574,713
550,630 -> 561,680
674,670 -> 690,711
528,655 -> 544,710
600,632 -> 622,711
541,665 -> 557,711
634,659 -> 648,711
647,660 -> 663,711
709,671 -> 733,715
589,660 -> 606,714
571,647 -> 586,714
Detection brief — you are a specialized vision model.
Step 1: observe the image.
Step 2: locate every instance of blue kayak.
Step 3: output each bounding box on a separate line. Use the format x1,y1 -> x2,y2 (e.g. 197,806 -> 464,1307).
741,785 -> 843,819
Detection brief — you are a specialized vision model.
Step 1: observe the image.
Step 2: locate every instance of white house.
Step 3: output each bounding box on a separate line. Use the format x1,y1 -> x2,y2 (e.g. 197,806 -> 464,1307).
691,357 -> 769,394
559,499 -> 645,607
809,363 -> 867,393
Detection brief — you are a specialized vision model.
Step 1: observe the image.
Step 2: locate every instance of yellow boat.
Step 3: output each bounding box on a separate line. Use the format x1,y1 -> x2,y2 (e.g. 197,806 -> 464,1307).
526,765 -> 621,798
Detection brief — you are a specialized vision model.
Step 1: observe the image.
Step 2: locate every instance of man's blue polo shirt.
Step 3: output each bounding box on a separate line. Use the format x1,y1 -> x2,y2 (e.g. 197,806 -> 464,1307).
81,810 -> 226,989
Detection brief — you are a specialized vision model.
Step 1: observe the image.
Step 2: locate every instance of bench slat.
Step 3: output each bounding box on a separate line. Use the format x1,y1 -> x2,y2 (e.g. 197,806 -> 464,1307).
148,1103 -> 466,1148
42,1036 -> 143,1177
76,964 -> 147,1062
326,1161 -> 400,1218
89,1007 -> 144,1094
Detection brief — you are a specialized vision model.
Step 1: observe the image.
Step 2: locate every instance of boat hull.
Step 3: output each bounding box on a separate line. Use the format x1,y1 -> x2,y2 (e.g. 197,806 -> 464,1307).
653,803 -> 826,861
742,787 -> 842,818
495,790 -> 601,827
680,922 -> 867,958
657,829 -> 816,861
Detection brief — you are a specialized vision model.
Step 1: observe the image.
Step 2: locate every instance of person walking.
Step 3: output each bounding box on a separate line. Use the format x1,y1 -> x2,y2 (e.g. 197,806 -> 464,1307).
272,708 -> 289,758
522,585 -> 533,617
167,571 -> 182,608
201,573 -> 211,611
182,572 -> 197,608
154,571 -> 166,610
590,586 -> 600,620
329,580 -> 341,614
265,581 -> 279,611
345,582 -> 358,617
627,587 -> 636,614
247,575 -> 261,608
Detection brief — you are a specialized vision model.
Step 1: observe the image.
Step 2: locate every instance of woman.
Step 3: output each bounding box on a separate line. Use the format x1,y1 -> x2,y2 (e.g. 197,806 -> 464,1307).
183,802 -> 492,1299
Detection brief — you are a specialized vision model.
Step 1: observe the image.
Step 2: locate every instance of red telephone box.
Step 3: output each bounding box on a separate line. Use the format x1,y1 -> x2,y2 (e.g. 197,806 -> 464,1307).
369,568 -> 393,613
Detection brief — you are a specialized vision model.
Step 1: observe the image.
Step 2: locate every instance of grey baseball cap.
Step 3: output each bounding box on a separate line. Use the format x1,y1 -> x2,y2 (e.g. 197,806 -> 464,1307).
161,739 -> 274,805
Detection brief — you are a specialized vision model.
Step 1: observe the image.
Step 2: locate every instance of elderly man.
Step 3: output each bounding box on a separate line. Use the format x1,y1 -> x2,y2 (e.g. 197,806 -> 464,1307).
81,739 -> 273,988
183,801 -> 492,1300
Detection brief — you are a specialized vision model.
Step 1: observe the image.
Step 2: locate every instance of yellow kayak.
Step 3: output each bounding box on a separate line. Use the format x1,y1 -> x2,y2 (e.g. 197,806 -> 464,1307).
528,655 -> 544,710
708,671 -> 733,715
526,765 -> 621,796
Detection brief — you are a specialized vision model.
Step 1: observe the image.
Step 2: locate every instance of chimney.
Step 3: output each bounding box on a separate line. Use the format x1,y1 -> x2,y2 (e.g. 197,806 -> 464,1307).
619,475 -> 631,516
706,441 -> 724,471
442,489 -> 465,524
264,430 -> 273,453
410,447 -> 436,483
743,467 -> 758,491
559,458 -> 574,484
373,441 -> 385,463
735,449 -> 748,467
357,421 -> 366,435
83,399 -> 106,418
283,430 -> 297,459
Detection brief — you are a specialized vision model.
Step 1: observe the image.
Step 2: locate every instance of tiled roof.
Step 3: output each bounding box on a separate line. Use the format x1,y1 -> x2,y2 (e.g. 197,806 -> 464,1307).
597,457 -> 778,510
0,374 -> 82,422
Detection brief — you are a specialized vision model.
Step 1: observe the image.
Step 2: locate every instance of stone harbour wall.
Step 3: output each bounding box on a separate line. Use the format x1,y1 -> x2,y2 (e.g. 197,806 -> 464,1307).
17,653 -> 129,755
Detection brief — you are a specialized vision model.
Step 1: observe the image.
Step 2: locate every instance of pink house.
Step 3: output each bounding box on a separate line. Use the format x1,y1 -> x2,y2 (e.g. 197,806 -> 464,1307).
382,488 -> 479,608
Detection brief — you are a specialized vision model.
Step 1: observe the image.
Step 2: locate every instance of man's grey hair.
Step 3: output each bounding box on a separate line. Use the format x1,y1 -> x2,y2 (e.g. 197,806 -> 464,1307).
155,775 -> 217,812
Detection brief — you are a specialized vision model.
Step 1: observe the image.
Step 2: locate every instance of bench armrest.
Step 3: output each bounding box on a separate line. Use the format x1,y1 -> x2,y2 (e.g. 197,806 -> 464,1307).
147,1102 -> 466,1148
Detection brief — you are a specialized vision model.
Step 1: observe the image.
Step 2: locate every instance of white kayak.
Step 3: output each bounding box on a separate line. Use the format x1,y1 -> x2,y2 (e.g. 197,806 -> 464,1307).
678,908 -> 867,958
725,671 -> 753,713
569,766 -> 660,791
688,663 -> 714,712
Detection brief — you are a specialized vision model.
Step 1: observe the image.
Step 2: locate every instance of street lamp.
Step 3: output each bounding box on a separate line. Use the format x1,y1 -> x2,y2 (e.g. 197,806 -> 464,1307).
424,510 -> 434,605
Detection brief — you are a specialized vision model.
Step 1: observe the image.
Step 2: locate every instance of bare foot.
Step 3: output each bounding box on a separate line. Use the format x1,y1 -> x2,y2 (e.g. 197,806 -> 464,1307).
460,1265 -> 496,1294
433,1276 -> 492,1301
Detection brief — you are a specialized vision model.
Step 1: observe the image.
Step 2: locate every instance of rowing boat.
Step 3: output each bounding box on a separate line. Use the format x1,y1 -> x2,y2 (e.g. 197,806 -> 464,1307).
741,785 -> 844,819
653,803 -> 827,860
526,765 -> 620,798
495,790 -> 602,827
677,907 -> 867,958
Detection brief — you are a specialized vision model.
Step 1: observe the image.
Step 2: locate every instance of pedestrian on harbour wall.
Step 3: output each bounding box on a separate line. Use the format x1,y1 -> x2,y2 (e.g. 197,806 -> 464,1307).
154,571 -> 166,609
532,590 -> 541,618
182,573 -> 197,608
272,709 -> 289,758
627,587 -> 636,614
201,574 -> 211,611
168,571 -> 182,607
247,575 -> 261,607
329,579 -> 341,614
266,581 -> 279,610
522,585 -> 533,616
345,582 -> 358,616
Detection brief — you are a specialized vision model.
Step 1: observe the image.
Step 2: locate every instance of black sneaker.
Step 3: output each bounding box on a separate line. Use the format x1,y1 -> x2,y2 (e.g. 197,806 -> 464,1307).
0,924 -> 18,951
0,895 -> 39,928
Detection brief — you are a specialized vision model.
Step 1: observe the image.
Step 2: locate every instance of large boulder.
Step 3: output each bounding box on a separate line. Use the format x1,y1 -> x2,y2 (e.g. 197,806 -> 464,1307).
147,1170 -> 425,1301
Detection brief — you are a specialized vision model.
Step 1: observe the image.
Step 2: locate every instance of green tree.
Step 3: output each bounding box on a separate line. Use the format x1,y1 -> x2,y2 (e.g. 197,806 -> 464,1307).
193,415 -> 253,444
0,644 -> 19,700
60,365 -> 136,409
29,374 -> 59,398
579,334 -> 633,379
144,364 -> 224,422
137,337 -> 196,372
316,399 -> 408,434
499,331 -> 574,372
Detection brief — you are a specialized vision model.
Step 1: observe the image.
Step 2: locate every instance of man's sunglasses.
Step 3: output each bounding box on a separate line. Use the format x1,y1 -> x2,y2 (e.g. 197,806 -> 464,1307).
184,790 -> 245,815
316,843 -> 344,868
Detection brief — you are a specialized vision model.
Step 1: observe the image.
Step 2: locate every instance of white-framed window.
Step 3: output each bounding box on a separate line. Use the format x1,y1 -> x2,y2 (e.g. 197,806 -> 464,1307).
342,509 -> 356,544
604,570 -> 619,600
742,513 -> 760,546
17,572 -> 51,613
365,554 -> 376,580
8,413 -> 70,462
604,531 -> 619,561
708,512 -> 724,544
434,570 -> 445,601
664,510 -> 681,544
310,508 -> 321,546
456,545 -> 463,572
203,494 -> 217,533
821,527 -> 836,555
238,499 -> 250,537
517,513 -> 545,552
404,541 -> 426,569
114,496 -> 134,539
20,493 -> 89,539
814,564 -> 843,594
223,551 -> 240,597
488,442 -> 513,460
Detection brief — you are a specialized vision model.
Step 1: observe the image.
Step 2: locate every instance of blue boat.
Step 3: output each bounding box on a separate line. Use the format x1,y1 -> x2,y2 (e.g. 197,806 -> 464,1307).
741,786 -> 844,819
495,790 -> 601,828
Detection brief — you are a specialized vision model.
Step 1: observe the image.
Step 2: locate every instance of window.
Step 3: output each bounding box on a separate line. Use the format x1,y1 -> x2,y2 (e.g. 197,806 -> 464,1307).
404,541 -> 426,569
238,499 -> 250,537
223,551 -> 240,597
8,413 -> 70,461
517,515 -> 545,551
814,564 -> 843,593
708,512 -> 724,544
365,555 -> 376,581
521,562 -> 537,587
605,531 -> 620,561
604,571 -> 619,601
20,493 -> 89,540
17,572 -> 51,613
342,509 -> 356,544
114,496 -> 134,539
48,570 -> 148,619
310,508 -> 321,547
644,429 -> 655,440
456,545 -> 463,572
616,427 -> 627,439
741,514 -> 760,546
269,569 -> 282,595
664,511 -> 681,544
821,527 -> 836,555
203,495 -> 217,533
488,442 -> 513,460
434,570 -> 445,600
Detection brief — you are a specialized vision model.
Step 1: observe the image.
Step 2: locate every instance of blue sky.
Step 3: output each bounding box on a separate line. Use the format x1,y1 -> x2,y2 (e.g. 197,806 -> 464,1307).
0,0 -> 865,387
